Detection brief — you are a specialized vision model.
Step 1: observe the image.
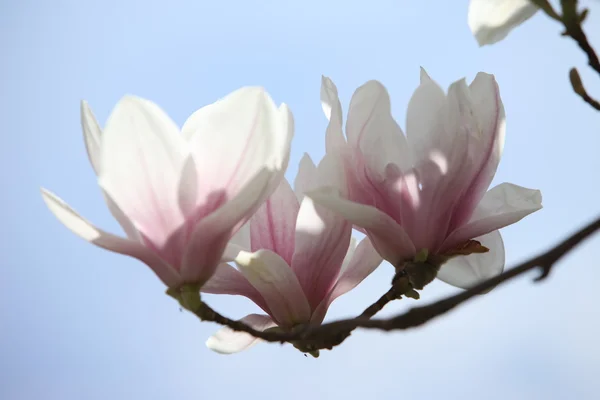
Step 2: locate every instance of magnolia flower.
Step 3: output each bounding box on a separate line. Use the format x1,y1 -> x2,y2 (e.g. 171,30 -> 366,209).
41,88 -> 293,289
201,155 -> 383,354
468,0 -> 538,46
310,71 -> 542,290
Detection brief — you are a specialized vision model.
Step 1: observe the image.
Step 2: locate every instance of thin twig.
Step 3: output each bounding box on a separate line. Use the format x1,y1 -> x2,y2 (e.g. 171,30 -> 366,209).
192,215 -> 600,350
559,1 -> 600,76
569,67 -> 600,110
534,0 -> 600,109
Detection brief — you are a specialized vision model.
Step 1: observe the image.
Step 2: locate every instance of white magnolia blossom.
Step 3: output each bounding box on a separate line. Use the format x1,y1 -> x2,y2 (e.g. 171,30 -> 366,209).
42,89 -> 293,288
310,71 -> 542,290
202,154 -> 382,354
469,0 -> 539,46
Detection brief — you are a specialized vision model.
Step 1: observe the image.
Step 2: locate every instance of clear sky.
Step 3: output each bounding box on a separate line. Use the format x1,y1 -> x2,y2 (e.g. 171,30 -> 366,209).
2,0 -> 599,399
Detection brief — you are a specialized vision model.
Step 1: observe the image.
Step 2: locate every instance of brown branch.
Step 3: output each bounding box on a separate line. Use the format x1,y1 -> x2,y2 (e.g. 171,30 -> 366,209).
312,215 -> 600,335
569,67 -> 600,110
558,1 -> 600,76
181,215 -> 600,351
534,1 -> 600,110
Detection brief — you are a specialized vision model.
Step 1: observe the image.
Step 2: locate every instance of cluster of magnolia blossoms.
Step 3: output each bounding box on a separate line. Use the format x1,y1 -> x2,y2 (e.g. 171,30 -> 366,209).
42,69 -> 542,355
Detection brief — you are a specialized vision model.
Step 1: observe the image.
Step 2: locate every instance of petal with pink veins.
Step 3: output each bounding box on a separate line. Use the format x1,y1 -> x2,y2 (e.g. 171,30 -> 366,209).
441,182 -> 542,251
311,237 -> 383,323
182,87 -> 293,200
98,95 -> 187,249
201,263 -> 268,312
405,68 -> 447,166
181,168 -> 272,285
250,178 -> 299,265
307,187 -> 415,264
346,80 -> 411,176
448,73 -> 506,230
292,153 -> 351,309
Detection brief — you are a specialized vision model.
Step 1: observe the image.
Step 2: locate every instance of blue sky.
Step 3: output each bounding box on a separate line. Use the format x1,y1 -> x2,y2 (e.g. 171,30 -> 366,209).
2,0 -> 599,398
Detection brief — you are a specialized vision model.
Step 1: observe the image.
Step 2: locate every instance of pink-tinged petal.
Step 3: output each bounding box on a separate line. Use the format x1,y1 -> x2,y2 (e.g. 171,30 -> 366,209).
405,68 -> 446,164
292,195 -> 351,310
340,236 -> 358,272
223,222 -> 251,261
292,154 -> 351,309
181,168 -> 272,285
177,156 -> 199,218
201,263 -> 268,312
315,153 -> 346,192
102,191 -> 140,241
441,183 -> 542,251
182,87 -> 293,201
403,78 -> 479,250
311,237 -> 383,323
307,188 -> 415,264
320,76 -> 346,153
437,230 -> 504,291
468,0 -> 538,46
346,80 -> 411,176
250,178 -> 299,265
449,73 -> 506,230
234,250 -> 311,327
41,189 -> 181,288
80,101 -> 140,240
293,153 -> 318,201
81,100 -> 102,174
98,95 -> 187,249
206,314 -> 276,354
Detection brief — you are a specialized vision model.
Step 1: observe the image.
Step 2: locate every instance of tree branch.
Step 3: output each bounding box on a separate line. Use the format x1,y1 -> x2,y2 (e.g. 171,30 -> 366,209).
569,67 -> 600,110
534,0 -> 600,110
184,215 -> 600,352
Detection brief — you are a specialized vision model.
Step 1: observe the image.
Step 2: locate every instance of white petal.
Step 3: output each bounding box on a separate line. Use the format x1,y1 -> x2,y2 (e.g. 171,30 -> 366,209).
223,222 -> 252,261
320,76 -> 346,153
249,178 -> 299,265
437,230 -> 505,290
311,237 -> 382,323
41,189 -> 180,287
292,193 -> 351,310
235,250 -> 311,327
79,102 -> 140,240
291,152 -> 352,307
448,72 -> 506,228
181,168 -> 272,284
201,263 -> 268,311
206,314 -> 276,354
182,87 -> 293,200
468,72 -> 506,183
405,69 -> 447,164
81,100 -> 102,174
346,80 -> 411,175
294,153 -> 318,201
98,95 -> 187,248
177,156 -> 199,218
307,187 -> 415,264
102,190 -> 140,240
442,182 -> 542,250
340,236 -> 358,274
468,0 -> 538,46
